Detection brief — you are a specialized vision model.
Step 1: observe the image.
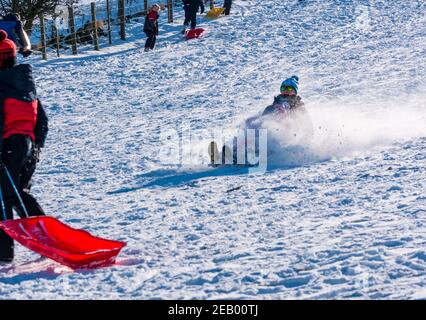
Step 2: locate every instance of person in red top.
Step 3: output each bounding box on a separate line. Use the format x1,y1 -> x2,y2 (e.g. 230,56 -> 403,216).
0,29 -> 48,263
143,4 -> 160,52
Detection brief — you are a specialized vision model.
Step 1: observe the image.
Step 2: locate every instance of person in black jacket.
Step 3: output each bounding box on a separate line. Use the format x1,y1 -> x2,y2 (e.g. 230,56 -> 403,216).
143,4 -> 160,52
0,30 -> 48,263
182,0 -> 205,32
0,12 -> 32,57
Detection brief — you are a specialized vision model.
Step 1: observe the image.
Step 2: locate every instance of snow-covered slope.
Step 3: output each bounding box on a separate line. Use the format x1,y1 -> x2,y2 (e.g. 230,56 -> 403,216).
0,0 -> 425,299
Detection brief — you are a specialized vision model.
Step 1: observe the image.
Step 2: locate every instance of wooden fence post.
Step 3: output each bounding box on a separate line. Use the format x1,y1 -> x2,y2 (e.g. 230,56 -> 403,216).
106,0 -> 112,45
68,6 -> 78,55
167,0 -> 173,23
54,24 -> 60,57
39,14 -> 47,60
91,2 -> 99,51
118,0 -> 126,40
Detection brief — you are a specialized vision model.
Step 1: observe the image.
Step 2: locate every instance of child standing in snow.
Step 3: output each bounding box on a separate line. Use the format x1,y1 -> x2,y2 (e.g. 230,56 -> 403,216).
0,30 -> 48,263
143,4 -> 160,52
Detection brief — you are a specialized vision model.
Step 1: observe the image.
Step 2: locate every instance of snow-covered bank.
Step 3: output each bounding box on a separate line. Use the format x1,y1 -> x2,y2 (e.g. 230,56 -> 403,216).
1,0 -> 425,299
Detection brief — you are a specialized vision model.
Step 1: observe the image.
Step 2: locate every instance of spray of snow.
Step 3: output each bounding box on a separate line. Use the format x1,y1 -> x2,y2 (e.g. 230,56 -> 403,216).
308,95 -> 426,157
230,91 -> 426,167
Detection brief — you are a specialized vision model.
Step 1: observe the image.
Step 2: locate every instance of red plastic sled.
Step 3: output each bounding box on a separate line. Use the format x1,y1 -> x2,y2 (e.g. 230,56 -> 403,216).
185,28 -> 205,40
0,216 -> 126,269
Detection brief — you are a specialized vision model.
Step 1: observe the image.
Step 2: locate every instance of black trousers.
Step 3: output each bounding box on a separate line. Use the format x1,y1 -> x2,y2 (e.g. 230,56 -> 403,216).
224,0 -> 232,15
184,8 -> 197,29
15,147 -> 45,219
144,32 -> 157,50
0,135 -> 45,261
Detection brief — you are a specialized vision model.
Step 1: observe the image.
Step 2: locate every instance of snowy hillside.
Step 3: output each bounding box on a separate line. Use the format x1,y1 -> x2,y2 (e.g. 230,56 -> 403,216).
0,0 -> 425,299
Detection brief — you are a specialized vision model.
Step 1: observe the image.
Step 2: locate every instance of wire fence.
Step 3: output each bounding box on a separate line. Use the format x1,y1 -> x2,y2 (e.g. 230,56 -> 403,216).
26,0 -> 187,59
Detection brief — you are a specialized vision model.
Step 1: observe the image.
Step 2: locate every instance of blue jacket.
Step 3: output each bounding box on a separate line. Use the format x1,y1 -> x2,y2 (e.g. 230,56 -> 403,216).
0,14 -> 30,49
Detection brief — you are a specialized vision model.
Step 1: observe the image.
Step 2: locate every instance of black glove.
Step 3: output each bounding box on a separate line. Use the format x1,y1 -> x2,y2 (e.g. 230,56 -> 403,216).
200,6 -> 205,14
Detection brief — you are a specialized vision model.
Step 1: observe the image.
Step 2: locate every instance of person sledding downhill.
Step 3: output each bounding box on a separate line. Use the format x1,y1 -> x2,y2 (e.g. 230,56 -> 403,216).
209,76 -> 313,166
0,30 -> 48,263
261,76 -> 306,117
259,75 -> 313,139
182,0 -> 205,33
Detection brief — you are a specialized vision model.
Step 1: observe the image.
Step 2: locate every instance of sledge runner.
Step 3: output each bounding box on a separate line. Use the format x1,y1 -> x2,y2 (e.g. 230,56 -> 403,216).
0,30 -> 48,263
209,76 -> 313,166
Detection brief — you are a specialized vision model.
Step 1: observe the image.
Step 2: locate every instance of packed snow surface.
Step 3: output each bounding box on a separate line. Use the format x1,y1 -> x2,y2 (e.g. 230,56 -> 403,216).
0,0 -> 425,299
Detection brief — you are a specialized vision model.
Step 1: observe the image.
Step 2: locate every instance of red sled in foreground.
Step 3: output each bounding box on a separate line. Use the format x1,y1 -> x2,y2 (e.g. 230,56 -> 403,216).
0,166 -> 125,270
0,216 -> 126,270
185,28 -> 205,40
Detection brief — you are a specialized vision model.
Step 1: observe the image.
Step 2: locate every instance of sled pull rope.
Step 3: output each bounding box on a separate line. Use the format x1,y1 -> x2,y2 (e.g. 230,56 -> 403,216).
0,181 -> 7,221
3,165 -> 29,218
